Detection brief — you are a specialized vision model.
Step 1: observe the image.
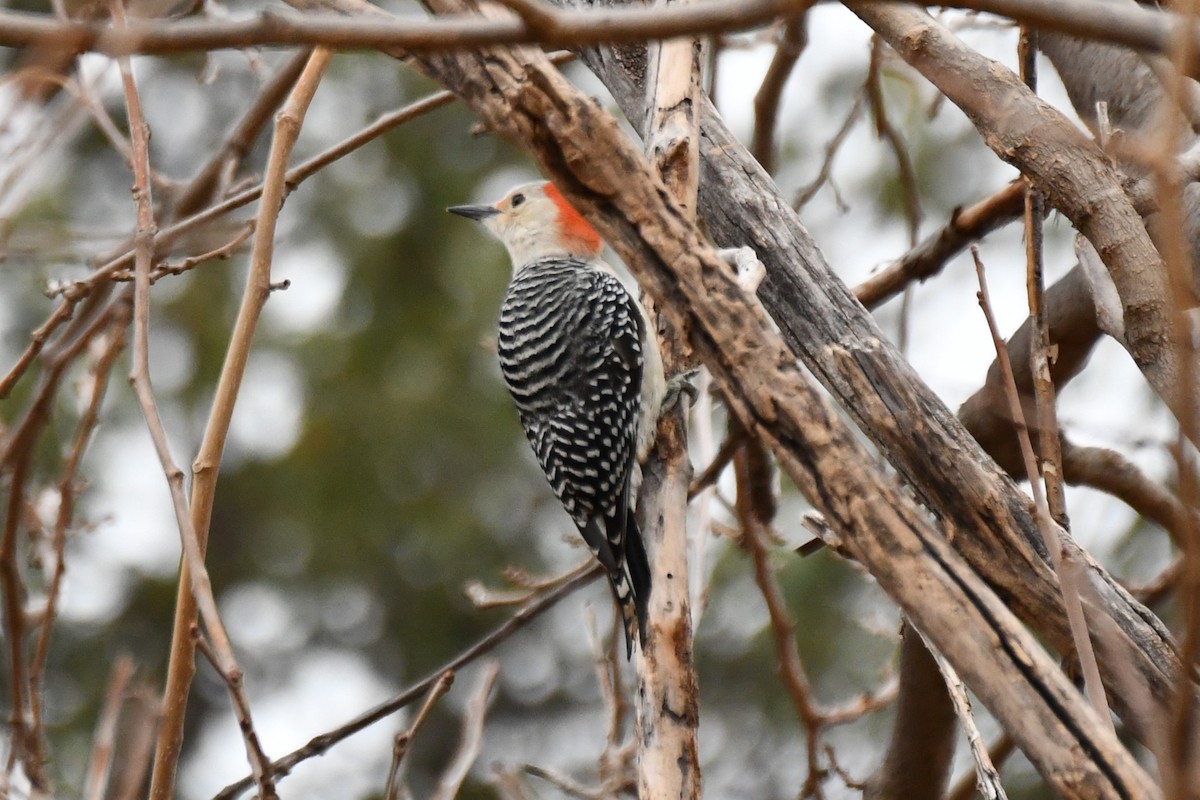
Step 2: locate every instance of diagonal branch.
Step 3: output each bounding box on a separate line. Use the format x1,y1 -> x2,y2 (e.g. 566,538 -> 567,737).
213,566 -> 601,800
569,0 -> 1186,753
148,45 -> 334,800
849,1 -> 1187,434
406,15 -> 1159,796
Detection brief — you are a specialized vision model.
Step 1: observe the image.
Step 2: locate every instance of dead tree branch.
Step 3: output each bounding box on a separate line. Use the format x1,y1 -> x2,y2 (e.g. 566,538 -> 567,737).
408,14 -> 1159,794
571,0 -> 1185,753
635,3 -> 702,796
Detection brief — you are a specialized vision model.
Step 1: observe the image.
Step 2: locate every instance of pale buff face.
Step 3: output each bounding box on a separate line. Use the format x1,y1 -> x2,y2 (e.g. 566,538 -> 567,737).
479,183 -> 564,267
450,182 -> 604,269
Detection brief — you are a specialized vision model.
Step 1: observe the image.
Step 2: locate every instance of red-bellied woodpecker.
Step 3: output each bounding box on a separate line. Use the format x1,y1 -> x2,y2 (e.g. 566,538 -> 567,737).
449,181 -> 665,657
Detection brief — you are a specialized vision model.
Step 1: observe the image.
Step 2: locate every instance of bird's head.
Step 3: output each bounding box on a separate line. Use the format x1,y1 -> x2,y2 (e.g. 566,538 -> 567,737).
448,181 -> 604,269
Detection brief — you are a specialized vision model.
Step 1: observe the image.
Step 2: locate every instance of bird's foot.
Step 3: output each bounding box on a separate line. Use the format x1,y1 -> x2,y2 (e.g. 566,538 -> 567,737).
662,368 -> 700,413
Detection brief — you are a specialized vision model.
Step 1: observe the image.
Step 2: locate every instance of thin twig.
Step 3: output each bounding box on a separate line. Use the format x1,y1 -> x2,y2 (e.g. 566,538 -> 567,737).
794,87 -> 866,210
742,512 -> 826,797
818,678 -> 898,727
866,33 -> 919,353
112,681 -> 160,800
947,734 -> 1016,800
465,558 -> 594,609
383,671 -> 454,800
523,764 -> 602,799
428,661 -> 501,800
1018,27 -> 1069,530
1126,558 -> 1183,608
867,35 -> 922,246
29,299 -> 130,745
212,565 -> 601,800
916,631 -> 1010,800
149,46 -> 335,800
82,656 -> 135,800
173,48 -> 315,218
687,425 -> 744,498
854,181 -> 1025,310
0,294 -> 80,398
583,607 -> 632,793
193,633 -> 279,799
972,246 -> 1113,730
108,223 -> 256,284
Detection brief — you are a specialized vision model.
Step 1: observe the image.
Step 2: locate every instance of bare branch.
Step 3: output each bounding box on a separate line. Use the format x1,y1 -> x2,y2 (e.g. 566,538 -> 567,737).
429,662 -> 501,800
172,48 -> 316,219
855,181 -> 1025,309
915,631 -> 1010,800
149,45 -> 334,800
1062,441 -> 1198,542
948,735 -> 1016,800
0,0 -> 813,56
973,246 -> 1113,728
213,566 -> 601,800
742,511 -> 828,796
751,17 -> 807,175
82,656 -> 135,800
635,5 -> 703,797
0,0 -> 1196,67
29,303 -> 130,753
864,627 -> 955,799
793,86 -> 865,210
383,671 -> 454,800
867,35 -> 921,246
465,558 -> 595,609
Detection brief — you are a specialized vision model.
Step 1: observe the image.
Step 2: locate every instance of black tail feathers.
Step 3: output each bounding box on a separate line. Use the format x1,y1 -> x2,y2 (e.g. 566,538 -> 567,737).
606,506 -> 651,660
624,505 -> 651,647
593,505 -> 652,659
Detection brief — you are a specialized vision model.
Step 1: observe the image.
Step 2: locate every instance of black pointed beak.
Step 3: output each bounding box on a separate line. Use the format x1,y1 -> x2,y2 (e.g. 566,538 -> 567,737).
447,204 -> 499,221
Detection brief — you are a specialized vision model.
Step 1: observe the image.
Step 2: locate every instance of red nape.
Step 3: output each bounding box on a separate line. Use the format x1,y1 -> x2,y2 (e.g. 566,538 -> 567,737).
543,182 -> 603,256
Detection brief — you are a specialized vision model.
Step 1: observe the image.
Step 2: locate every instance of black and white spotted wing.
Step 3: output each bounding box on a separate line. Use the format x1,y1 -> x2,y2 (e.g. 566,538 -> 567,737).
497,257 -> 651,653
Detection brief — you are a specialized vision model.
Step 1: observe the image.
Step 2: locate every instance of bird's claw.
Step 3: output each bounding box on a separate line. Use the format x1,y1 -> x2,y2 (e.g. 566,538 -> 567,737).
662,368 -> 700,413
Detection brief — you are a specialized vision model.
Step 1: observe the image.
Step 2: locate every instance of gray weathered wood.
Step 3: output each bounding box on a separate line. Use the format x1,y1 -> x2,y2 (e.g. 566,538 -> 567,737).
411,8 -> 1161,794
568,0 -> 1187,751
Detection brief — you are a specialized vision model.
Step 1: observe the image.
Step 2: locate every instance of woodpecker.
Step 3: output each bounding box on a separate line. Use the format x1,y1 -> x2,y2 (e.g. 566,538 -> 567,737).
449,181 -> 665,657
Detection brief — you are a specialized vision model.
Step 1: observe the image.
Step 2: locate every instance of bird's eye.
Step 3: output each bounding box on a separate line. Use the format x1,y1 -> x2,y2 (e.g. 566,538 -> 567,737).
511,193 -> 526,208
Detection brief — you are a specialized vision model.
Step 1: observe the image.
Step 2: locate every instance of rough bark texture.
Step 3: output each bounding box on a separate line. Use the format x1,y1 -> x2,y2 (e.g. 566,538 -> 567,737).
634,412 -> 700,800
634,15 -> 703,798
410,7 -> 1161,795
570,8 -> 1187,754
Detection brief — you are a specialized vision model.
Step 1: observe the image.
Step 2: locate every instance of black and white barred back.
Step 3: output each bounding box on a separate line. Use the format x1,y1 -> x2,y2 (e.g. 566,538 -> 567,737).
497,257 -> 652,656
